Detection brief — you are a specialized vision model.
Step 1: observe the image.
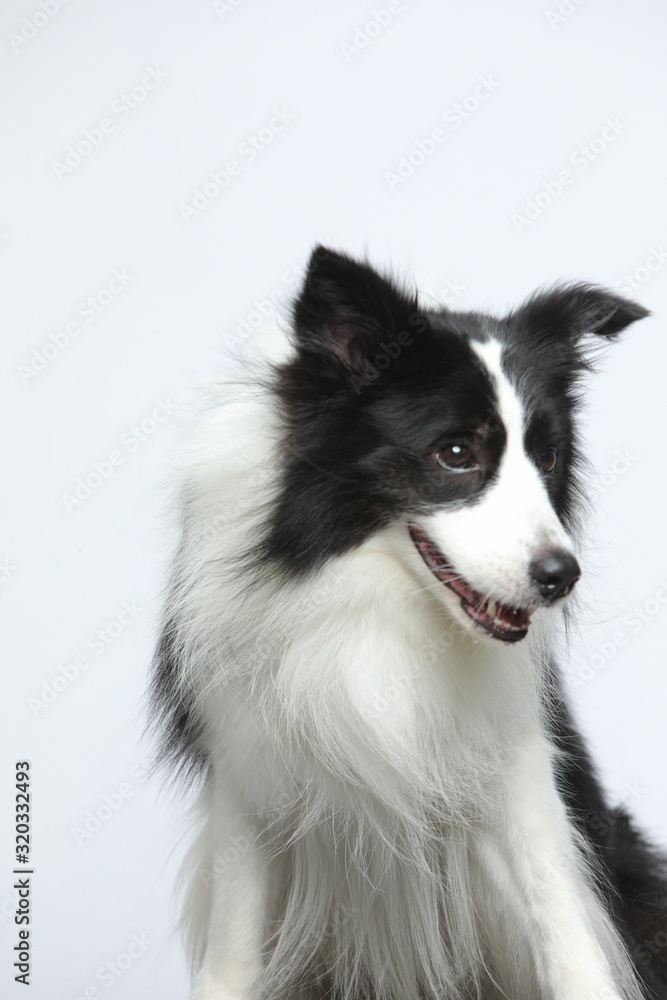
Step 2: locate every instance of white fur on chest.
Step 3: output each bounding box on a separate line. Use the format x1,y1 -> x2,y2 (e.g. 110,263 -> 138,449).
175,395 -> 641,1000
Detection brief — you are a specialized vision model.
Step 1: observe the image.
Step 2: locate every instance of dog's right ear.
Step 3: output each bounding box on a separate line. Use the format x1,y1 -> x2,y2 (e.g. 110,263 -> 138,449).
292,246 -> 422,381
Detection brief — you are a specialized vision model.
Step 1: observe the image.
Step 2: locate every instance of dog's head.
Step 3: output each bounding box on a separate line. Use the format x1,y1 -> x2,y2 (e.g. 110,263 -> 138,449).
263,247 -> 648,644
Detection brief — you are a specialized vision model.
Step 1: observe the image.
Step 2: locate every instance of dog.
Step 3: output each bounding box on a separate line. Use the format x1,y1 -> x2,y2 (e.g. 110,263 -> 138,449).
151,247 -> 667,1000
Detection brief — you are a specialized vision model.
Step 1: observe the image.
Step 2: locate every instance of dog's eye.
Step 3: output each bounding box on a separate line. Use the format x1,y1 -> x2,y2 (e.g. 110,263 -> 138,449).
436,444 -> 478,472
540,447 -> 558,473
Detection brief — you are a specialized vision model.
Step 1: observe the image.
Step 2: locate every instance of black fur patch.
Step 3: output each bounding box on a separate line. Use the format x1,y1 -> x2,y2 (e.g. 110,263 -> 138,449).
547,664 -> 667,996
148,613 -> 208,784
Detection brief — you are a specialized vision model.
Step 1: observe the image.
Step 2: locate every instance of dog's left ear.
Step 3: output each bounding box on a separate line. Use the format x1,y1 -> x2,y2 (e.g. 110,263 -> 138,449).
510,282 -> 650,345
292,246 -> 422,380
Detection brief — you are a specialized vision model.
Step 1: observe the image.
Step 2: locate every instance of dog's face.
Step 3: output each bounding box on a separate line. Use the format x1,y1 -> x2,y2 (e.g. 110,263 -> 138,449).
264,247 -> 647,644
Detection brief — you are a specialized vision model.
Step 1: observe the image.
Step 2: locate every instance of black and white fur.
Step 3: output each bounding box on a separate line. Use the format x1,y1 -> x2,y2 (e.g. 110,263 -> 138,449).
151,248 -> 667,1000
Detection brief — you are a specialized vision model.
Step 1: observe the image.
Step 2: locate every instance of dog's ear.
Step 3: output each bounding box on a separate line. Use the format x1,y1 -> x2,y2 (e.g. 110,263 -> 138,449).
510,282 -> 649,346
292,246 -> 423,380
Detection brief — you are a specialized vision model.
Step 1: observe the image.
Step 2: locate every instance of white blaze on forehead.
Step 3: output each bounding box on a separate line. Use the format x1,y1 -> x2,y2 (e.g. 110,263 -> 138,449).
472,337 -> 529,473
419,338 -> 574,606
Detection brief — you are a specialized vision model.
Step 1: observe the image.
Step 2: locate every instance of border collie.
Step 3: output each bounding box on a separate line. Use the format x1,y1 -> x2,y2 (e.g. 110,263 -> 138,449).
151,247 -> 667,1000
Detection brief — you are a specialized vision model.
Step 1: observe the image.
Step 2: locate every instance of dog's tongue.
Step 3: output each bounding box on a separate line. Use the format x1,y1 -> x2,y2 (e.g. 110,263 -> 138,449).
408,525 -> 531,643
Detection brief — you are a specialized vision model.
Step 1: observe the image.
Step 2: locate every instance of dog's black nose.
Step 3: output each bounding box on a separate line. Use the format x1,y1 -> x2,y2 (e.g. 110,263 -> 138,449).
530,551 -> 581,602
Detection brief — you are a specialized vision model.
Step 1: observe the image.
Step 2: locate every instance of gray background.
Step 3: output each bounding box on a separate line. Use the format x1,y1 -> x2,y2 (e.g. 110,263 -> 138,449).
2,1 -> 666,997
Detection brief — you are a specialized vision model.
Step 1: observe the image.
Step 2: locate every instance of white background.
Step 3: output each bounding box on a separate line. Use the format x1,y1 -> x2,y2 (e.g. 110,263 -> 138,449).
2,1 -> 667,997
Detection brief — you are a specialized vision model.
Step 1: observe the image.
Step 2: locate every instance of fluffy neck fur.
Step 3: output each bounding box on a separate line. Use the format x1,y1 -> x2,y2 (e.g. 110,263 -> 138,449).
166,389 -> 636,1000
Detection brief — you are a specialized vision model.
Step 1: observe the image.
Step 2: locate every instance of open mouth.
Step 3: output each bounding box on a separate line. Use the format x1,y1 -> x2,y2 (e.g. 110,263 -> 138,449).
408,525 -> 532,643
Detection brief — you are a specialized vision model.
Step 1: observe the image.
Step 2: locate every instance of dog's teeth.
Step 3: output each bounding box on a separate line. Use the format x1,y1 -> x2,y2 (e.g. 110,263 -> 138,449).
487,600 -> 497,617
